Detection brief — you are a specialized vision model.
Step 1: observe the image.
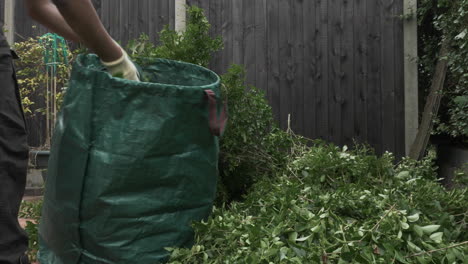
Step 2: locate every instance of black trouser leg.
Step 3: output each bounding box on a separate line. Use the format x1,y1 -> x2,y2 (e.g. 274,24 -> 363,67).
0,50 -> 29,264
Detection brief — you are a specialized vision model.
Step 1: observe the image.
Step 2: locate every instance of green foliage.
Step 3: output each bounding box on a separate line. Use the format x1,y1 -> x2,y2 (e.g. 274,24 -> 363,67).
19,200 -> 43,262
127,5 -> 223,67
127,7 -> 297,203
217,65 -> 301,203
13,36 -> 72,117
168,145 -> 468,263
418,0 -> 468,141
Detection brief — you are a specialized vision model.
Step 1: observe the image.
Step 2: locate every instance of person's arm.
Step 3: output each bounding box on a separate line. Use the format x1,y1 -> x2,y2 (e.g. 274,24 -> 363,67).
49,0 -> 122,62
26,0 -> 139,81
26,0 -> 121,62
24,0 -> 81,43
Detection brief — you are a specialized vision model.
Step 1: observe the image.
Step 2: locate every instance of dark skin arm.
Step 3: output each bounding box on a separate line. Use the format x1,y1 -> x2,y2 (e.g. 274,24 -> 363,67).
25,0 -> 122,62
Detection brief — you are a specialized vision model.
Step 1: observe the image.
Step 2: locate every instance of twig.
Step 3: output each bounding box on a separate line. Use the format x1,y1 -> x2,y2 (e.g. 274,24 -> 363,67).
358,204 -> 397,243
405,241 -> 468,258
370,204 -> 397,232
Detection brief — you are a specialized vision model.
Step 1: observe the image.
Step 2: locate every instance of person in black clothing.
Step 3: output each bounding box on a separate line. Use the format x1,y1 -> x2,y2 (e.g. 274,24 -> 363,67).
0,21 -> 30,264
1,0 -> 139,263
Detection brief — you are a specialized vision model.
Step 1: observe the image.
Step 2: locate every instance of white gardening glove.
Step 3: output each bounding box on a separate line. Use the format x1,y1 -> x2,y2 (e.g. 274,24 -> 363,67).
101,45 -> 140,81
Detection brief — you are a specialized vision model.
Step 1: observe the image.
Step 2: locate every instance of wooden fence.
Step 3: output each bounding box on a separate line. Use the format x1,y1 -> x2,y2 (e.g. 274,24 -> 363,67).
2,0 -> 407,157
192,0 -> 406,157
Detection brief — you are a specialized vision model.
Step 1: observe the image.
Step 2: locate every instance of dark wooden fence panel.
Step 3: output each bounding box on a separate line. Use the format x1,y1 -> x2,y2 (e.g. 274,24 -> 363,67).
9,0 -> 405,157
0,0 -> 4,25
8,0 -> 173,44
14,0 -> 49,42
189,0 -> 405,157
98,0 -> 174,45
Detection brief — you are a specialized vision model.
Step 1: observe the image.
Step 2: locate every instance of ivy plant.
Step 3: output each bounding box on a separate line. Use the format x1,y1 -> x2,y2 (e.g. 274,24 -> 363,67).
418,0 -> 468,143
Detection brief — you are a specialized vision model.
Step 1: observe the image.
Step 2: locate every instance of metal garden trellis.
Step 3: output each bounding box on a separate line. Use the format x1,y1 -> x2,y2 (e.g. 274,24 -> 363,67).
39,33 -> 69,146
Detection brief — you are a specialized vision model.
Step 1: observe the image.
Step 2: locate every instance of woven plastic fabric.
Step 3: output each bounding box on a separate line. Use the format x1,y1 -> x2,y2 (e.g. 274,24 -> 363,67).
38,54 -> 223,264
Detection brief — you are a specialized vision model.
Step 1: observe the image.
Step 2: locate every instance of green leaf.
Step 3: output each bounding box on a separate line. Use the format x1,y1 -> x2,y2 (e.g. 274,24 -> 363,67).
407,241 -> 423,252
279,247 -> 289,260
296,235 -> 312,242
420,225 -> 440,234
291,246 -> 306,257
413,225 -> 424,237
289,232 -> 298,242
407,213 -> 420,222
311,225 -> 321,233
396,171 -> 410,179
401,222 -> 410,230
429,232 -> 443,243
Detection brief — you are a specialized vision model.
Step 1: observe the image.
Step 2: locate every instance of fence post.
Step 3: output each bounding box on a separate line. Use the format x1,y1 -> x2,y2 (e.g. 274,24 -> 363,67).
404,0 -> 419,156
175,0 -> 186,33
4,0 -> 15,43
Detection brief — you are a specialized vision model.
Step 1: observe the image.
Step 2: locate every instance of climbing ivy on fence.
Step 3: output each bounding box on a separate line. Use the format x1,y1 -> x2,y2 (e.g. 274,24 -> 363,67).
418,0 -> 468,141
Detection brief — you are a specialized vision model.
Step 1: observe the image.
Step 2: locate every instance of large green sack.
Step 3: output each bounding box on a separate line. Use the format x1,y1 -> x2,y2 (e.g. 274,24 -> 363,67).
38,54 -> 225,264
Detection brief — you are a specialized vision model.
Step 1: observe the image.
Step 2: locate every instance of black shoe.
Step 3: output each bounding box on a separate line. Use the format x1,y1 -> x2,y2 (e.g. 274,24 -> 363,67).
19,254 -> 30,264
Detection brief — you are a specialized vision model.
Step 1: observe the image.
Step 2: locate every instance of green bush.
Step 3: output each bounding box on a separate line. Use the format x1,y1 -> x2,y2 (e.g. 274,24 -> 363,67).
127,5 -> 222,68
13,36 -> 72,116
127,6 -> 298,203
218,65 -> 301,203
168,145 -> 468,263
418,0 -> 468,142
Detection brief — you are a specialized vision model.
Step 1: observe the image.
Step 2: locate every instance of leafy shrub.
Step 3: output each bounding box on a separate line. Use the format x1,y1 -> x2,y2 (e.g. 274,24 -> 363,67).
168,145 -> 468,263
218,65 -> 301,202
127,5 -> 223,68
418,0 -> 468,141
19,200 -> 43,262
127,6 -> 298,203
14,36 -> 72,117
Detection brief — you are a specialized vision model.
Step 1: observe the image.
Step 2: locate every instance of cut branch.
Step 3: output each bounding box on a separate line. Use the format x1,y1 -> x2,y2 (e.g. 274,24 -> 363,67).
405,241 -> 468,258
409,40 -> 450,160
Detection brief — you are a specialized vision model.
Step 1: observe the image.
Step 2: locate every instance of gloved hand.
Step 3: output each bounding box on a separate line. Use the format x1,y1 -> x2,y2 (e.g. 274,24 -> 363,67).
101,43 -> 140,81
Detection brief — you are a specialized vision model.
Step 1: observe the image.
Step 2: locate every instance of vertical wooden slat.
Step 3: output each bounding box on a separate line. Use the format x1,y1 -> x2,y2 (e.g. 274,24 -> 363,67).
291,0 -> 304,133
341,0 -> 355,147
255,0 -> 267,93
394,0 -> 406,158
267,0 -> 280,122
120,0 -> 130,44
138,0 -> 149,38
244,0 -> 256,85
169,0 -> 175,31
0,0 -> 4,25
278,0 -> 291,129
303,0 -> 318,139
328,0 -> 342,144
220,0 -> 233,73
159,0 -> 169,36
316,0 -> 329,141
209,0 -> 221,72
232,0 -> 243,65
154,0 -> 163,43
366,0 -> 383,154
101,0 -> 110,32
148,0 -> 157,42
353,0 -> 368,145
127,0 -> 138,42
109,0 -> 120,40
381,0 -> 396,153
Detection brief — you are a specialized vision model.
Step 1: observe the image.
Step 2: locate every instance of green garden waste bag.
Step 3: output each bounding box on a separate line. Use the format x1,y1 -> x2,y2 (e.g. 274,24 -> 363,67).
38,54 -> 226,264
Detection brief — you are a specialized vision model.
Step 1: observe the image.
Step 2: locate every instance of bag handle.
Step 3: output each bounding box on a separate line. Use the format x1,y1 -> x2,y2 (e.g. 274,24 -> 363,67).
204,89 -> 227,137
